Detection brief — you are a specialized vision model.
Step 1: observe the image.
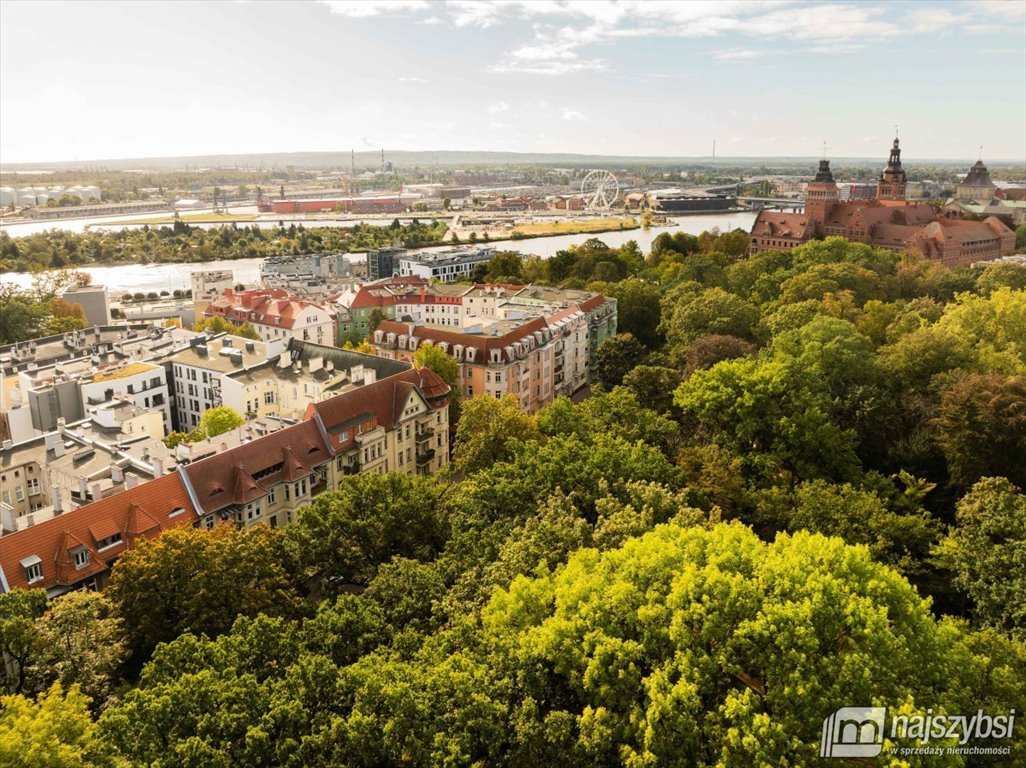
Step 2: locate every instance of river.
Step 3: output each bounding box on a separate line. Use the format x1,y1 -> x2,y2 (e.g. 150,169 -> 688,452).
0,211 -> 756,293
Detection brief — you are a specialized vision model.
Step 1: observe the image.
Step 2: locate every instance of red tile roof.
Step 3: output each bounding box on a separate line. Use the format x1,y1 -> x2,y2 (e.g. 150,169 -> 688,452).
305,367 -> 449,448
182,420 -> 331,515
0,473 -> 197,592
207,289 -> 335,329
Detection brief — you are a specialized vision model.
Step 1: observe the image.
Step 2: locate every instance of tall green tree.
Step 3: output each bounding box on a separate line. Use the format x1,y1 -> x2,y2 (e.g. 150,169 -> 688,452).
200,405 -> 244,437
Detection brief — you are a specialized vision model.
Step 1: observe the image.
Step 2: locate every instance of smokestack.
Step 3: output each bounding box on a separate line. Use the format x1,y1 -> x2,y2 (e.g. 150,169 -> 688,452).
78,477 -> 88,499
51,486 -> 63,515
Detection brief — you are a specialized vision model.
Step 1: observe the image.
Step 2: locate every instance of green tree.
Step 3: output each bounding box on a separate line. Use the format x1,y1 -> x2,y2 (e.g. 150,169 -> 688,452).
199,405 -> 244,437
944,477 -> 1026,634
284,473 -> 449,594
34,591 -> 126,708
454,393 -> 540,474
0,589 -> 47,694
485,251 -> 524,282
107,524 -> 301,662
661,287 -> 759,363
595,333 -> 646,389
413,342 -> 458,390
674,357 -> 860,483
606,278 -> 662,347
0,683 -> 104,768
933,373 -> 1026,489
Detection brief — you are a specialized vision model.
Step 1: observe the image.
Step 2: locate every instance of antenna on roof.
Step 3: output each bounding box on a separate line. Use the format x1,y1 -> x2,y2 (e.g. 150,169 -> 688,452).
979,145 -> 983,161
894,124 -> 899,138
820,140 -> 829,160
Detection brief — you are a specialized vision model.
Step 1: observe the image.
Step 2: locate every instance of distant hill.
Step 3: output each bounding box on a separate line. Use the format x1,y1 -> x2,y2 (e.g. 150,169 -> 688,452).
2,149 -> 1012,173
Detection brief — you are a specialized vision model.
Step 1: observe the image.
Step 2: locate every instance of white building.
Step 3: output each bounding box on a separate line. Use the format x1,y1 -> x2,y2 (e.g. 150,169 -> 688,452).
397,247 -> 496,282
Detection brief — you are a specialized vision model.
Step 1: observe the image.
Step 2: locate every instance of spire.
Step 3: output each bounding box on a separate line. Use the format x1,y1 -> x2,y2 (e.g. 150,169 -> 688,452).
813,159 -> 835,183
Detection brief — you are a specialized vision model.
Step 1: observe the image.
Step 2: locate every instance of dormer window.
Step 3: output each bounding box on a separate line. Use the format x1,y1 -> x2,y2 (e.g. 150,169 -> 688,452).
20,555 -> 42,583
72,547 -> 90,569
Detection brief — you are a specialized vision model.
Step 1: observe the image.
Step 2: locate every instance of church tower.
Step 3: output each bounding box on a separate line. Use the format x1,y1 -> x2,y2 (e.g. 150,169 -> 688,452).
805,159 -> 838,232
876,137 -> 907,201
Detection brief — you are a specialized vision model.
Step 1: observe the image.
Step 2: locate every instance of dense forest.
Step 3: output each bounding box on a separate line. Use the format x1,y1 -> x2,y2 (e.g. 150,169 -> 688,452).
0,219 -> 450,274
2,233 -> 1026,766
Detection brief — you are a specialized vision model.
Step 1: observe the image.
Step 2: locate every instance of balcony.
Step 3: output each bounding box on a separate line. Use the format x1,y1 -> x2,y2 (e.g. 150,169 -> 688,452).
416,448 -> 435,466
415,426 -> 434,443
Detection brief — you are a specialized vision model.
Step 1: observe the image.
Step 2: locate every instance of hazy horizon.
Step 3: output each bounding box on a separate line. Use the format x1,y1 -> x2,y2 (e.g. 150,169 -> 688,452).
2,0 -> 1025,166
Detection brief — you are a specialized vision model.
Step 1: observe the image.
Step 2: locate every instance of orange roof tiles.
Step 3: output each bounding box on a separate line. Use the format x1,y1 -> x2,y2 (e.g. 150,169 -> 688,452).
0,473 -> 197,592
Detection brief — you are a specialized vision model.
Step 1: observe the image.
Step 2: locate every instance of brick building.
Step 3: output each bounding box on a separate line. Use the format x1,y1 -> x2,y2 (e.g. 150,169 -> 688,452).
749,139 -> 1015,267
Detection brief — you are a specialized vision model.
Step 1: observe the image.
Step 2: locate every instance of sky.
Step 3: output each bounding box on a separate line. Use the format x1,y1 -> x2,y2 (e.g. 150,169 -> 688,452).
1,0 -> 1024,164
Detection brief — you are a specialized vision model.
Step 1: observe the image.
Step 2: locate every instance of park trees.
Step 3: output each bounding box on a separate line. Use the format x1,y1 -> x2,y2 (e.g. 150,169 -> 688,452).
107,524 -> 301,662
453,393 -> 539,474
943,477 -> 1026,634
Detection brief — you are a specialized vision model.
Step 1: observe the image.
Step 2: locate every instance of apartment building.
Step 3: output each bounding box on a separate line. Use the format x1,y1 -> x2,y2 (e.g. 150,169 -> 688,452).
1,323 -> 198,442
371,290 -> 616,412
0,415 -> 173,534
0,356 -> 450,596
0,473 -> 197,597
205,288 -> 337,346
161,334 -> 279,431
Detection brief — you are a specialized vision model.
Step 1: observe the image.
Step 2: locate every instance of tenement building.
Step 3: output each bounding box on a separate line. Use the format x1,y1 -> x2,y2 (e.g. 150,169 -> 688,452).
749,138 -> 1015,267
0,352 -> 450,596
372,286 -> 617,413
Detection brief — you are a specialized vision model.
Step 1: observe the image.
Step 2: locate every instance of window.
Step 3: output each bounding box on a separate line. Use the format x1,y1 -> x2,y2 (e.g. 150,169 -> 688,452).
27,479 -> 40,495
24,561 -> 42,583
169,507 -> 185,518
264,391 -> 275,405
15,486 -> 24,501
72,548 -> 90,569
97,533 -> 123,551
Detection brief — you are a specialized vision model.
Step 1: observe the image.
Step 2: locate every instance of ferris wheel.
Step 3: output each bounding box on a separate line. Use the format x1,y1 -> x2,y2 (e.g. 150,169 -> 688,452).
580,169 -> 620,209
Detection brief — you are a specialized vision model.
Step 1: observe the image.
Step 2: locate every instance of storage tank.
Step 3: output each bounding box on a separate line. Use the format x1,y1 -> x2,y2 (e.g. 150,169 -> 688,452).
80,185 -> 101,202
17,188 -> 38,205
0,187 -> 14,206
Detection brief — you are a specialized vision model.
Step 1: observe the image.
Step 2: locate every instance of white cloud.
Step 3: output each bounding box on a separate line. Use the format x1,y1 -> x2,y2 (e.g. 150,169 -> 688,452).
317,0 -> 430,18
967,0 -> 1026,22
713,48 -> 764,61
561,107 -> 587,121
419,15 -> 442,24
488,101 -> 510,114
398,76 -> 428,82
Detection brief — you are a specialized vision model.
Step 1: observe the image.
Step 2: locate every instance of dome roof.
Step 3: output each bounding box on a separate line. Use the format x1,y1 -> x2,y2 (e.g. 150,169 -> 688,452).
960,159 -> 995,188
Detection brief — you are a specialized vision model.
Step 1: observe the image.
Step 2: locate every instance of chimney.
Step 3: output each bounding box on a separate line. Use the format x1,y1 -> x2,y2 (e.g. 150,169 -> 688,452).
152,458 -> 163,477
142,446 -> 150,461
1,439 -> 11,451
111,464 -> 124,483
219,442 -> 228,453
26,514 -> 35,528
78,477 -> 88,499
90,482 -> 102,501
51,486 -> 63,515
125,474 -> 138,489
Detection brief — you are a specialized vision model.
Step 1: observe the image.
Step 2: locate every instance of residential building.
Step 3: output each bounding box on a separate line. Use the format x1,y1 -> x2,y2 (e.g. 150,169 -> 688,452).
0,473 -> 197,597
371,288 -> 616,412
749,139 -> 1016,266
0,356 -> 451,596
1,415 -> 173,534
397,247 -> 496,282
367,247 -> 406,280
160,334 -> 280,432
204,288 -> 337,346
0,323 -> 198,442
191,269 -> 235,316
61,284 -> 111,326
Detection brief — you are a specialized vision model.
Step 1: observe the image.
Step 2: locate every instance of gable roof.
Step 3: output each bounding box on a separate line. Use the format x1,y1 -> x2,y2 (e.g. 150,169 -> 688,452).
306,367 -> 449,444
182,420 -> 331,515
0,473 -> 196,593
